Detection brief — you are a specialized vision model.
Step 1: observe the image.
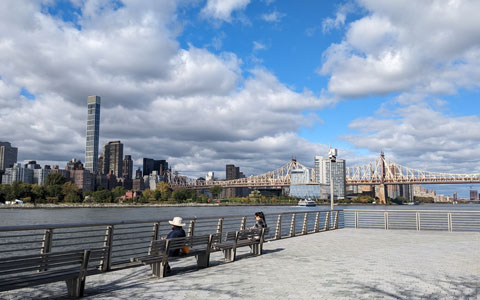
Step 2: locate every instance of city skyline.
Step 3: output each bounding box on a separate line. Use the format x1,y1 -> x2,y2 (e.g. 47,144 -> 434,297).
1,1 -> 480,197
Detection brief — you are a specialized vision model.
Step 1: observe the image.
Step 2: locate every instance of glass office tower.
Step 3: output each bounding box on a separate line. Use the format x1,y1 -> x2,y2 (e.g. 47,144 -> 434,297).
85,96 -> 101,173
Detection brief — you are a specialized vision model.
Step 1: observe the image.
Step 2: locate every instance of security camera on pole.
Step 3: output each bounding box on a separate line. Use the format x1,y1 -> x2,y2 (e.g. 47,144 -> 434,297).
328,148 -> 337,210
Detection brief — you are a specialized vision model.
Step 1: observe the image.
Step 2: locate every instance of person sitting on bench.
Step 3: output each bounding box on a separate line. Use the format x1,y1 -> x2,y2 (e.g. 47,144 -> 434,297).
252,211 -> 267,229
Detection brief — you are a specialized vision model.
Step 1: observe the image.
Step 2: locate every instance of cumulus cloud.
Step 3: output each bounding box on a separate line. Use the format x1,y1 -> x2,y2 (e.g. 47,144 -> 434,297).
201,0 -> 250,22
261,10 -> 286,23
0,0 -> 331,177
320,0 -> 480,98
344,100 -> 480,173
322,2 -> 354,33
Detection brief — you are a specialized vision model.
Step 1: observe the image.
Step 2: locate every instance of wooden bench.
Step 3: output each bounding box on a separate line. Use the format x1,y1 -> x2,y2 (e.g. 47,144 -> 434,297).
213,228 -> 266,262
0,247 -> 108,298
132,233 -> 220,278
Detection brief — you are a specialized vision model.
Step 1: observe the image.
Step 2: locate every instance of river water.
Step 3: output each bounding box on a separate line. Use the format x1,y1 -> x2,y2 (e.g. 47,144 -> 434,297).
1,203 -> 479,227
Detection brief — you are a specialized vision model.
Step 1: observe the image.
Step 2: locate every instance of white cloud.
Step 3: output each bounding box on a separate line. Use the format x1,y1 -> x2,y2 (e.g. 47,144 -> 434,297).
253,41 -> 267,51
0,0 -> 332,175
322,3 -> 354,33
261,10 -> 286,23
201,0 -> 250,22
344,100 -> 480,173
320,0 -> 480,99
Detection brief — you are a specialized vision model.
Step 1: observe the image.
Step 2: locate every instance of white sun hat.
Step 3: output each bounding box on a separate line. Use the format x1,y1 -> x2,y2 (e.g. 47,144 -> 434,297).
168,216 -> 186,227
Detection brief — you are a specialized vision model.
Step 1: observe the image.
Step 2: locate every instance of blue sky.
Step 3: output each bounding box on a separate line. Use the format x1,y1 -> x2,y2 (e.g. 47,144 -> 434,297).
1,0 -> 480,197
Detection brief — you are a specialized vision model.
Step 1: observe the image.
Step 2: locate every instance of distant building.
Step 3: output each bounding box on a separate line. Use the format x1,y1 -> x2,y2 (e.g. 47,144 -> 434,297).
206,171 -> 214,182
470,190 -> 478,201
314,155 -> 346,199
65,159 -> 94,191
226,164 -> 240,180
33,168 -> 51,185
85,96 -> 101,173
1,163 -> 33,184
122,155 -> 133,179
101,141 -> 123,178
453,192 -> 458,201
289,168 -> 326,199
225,164 -> 247,198
143,158 -> 168,177
0,142 -> 18,175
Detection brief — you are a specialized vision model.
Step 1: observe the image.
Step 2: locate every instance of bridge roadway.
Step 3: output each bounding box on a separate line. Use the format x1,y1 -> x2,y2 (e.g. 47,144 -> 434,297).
3,229 -> 479,300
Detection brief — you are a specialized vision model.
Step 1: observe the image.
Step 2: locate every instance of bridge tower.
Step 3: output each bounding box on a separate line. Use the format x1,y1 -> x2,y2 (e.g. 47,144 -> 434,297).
377,152 -> 388,204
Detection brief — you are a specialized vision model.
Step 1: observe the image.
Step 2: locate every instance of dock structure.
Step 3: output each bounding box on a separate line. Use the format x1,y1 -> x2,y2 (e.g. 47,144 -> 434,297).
2,228 -> 479,299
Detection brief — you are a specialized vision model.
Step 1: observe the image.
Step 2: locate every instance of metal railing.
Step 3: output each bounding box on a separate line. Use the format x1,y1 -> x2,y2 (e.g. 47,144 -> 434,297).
344,209 -> 480,232
0,209 -> 343,271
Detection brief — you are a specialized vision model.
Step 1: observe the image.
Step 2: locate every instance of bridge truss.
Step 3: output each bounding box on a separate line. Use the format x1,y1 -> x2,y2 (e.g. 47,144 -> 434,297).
346,153 -> 480,185
170,159 -> 314,188
169,153 -> 480,189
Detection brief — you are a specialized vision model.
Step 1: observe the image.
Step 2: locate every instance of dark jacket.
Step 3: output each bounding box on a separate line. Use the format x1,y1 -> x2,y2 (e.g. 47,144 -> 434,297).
166,226 -> 186,257
254,219 -> 267,229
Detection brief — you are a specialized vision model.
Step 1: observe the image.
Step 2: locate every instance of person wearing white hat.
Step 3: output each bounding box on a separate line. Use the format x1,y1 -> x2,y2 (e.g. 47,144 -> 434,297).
166,216 -> 186,257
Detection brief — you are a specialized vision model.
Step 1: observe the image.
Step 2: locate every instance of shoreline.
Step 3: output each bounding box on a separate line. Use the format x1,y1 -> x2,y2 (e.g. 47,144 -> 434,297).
0,202 -> 473,209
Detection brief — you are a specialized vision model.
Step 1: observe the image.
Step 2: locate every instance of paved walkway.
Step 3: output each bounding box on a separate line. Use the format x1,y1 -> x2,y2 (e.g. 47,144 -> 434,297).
3,229 -> 479,300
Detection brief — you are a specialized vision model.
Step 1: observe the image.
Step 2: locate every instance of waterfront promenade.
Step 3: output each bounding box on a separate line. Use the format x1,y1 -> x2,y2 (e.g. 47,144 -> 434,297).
3,228 -> 479,300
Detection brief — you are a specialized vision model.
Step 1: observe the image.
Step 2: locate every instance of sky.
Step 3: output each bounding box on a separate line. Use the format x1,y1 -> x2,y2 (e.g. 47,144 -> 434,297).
1,0 -> 480,197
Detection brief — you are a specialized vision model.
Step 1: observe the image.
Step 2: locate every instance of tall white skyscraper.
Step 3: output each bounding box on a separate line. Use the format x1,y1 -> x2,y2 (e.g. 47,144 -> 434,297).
314,155 -> 346,199
85,96 -> 101,173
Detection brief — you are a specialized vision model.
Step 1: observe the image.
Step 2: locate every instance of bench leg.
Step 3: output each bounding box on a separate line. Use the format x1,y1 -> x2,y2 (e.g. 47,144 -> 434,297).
196,252 -> 209,268
65,277 -> 85,298
223,249 -> 234,262
151,261 -> 167,278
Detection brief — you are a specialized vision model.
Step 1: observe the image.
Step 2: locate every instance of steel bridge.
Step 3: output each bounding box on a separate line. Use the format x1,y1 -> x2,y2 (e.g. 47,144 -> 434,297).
169,153 -> 480,188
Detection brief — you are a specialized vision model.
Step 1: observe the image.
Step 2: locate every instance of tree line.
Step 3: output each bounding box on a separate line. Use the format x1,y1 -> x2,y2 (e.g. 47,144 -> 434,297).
0,173 -> 226,204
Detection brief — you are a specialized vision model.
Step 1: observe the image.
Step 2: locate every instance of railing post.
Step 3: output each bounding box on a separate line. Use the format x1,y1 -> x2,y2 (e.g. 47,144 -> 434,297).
240,216 -> 247,230
334,211 -> 339,229
151,222 -> 160,241
216,218 -> 223,241
384,211 -> 389,230
41,228 -> 53,254
355,211 -> 358,229
448,213 -> 452,232
302,213 -> 309,235
101,225 -> 114,272
416,212 -> 420,231
40,228 -> 53,271
275,214 -> 282,239
314,212 -> 320,232
324,211 -> 330,231
289,214 -> 296,237
187,219 -> 195,237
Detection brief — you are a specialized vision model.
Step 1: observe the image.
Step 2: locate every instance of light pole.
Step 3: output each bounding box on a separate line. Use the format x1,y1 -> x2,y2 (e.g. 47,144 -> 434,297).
329,148 -> 337,210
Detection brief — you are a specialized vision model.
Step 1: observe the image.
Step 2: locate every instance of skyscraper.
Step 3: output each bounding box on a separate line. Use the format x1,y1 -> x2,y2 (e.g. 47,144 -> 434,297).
314,155 -> 346,199
102,141 -> 123,178
0,141 -> 18,172
85,96 -> 101,173
122,155 -> 133,179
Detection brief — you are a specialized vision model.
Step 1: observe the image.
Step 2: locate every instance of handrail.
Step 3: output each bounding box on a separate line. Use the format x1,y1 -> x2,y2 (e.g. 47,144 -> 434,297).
343,209 -> 480,213
344,209 -> 480,232
0,209 -> 343,232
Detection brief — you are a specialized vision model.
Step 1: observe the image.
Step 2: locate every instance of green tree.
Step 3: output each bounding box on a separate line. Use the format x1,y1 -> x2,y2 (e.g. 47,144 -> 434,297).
45,173 -> 67,186
172,189 -> 188,202
31,185 -> 46,205
156,182 -> 172,201
46,184 -> 63,200
112,186 -> 126,200
92,189 -> 113,203
209,186 -> 223,199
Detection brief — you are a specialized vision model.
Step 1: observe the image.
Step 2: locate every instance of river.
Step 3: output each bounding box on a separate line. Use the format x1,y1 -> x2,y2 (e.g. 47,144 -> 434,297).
1,203 -> 479,226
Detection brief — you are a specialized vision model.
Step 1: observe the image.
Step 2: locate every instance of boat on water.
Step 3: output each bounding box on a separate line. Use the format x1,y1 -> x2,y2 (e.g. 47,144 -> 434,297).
406,202 -> 418,205
297,199 -> 316,207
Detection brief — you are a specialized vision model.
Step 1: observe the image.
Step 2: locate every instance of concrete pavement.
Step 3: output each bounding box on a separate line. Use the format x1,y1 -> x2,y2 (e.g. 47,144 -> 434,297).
2,229 -> 479,299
